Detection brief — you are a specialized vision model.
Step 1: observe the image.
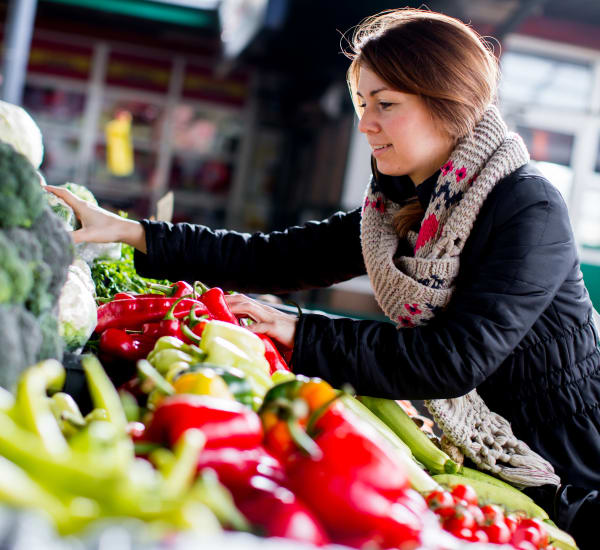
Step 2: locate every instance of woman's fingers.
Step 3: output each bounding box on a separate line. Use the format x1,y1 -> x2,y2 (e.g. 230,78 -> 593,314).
225,294 -> 298,349
45,185 -> 84,210
45,185 -> 131,244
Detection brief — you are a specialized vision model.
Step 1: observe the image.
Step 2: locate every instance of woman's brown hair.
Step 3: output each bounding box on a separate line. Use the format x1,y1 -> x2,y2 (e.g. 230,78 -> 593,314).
346,9 -> 499,237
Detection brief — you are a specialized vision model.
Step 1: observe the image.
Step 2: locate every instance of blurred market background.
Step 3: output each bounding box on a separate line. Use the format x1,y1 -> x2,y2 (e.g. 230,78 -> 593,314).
1,0 -> 600,319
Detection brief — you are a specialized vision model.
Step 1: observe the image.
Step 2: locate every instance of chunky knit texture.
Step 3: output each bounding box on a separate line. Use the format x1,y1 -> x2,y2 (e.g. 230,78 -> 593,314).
360,105 -> 560,487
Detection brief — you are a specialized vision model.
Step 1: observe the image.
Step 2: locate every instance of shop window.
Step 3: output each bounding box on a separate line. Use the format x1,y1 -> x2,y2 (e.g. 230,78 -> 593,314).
500,51 -> 593,111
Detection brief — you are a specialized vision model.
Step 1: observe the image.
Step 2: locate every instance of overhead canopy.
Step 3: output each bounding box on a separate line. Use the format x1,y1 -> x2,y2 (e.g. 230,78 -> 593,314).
43,0 -> 216,28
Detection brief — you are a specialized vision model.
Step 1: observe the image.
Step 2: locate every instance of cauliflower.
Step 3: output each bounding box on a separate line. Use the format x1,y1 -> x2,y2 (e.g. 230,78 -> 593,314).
0,100 -> 43,168
45,192 -> 76,230
58,260 -> 97,352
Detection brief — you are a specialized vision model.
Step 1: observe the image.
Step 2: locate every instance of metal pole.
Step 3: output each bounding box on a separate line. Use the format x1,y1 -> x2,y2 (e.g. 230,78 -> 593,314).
1,0 -> 38,105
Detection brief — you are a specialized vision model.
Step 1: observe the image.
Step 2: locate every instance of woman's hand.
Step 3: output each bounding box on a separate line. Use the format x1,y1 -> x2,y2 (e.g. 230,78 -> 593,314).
45,185 -> 147,252
225,294 -> 298,349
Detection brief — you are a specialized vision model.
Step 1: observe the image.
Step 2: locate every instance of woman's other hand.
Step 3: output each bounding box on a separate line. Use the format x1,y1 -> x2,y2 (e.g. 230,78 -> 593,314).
45,185 -> 147,253
225,293 -> 298,349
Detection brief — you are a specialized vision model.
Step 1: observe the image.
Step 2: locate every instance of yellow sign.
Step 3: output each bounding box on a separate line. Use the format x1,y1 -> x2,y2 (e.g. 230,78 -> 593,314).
106,111 -> 134,176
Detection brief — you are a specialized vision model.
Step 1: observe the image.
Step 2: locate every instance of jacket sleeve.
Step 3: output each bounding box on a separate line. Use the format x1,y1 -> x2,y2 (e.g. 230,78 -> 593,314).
292,177 -> 578,399
134,208 -> 366,294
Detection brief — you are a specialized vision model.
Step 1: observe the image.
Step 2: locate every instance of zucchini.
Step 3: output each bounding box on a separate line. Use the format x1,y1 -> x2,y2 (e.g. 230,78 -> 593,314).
433,473 -> 549,519
358,396 -> 459,474
461,465 -> 521,491
340,395 -> 439,493
542,520 -> 579,550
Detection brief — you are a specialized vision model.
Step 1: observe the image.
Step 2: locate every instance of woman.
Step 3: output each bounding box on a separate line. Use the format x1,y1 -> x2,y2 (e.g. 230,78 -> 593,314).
49,9 -> 599,545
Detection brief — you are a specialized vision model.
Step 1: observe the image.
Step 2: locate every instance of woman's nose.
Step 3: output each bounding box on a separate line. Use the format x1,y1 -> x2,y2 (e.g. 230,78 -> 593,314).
358,110 -> 379,134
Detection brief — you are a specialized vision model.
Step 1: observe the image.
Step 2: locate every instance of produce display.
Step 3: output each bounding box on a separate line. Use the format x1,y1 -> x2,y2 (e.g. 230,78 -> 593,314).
0,102 -> 581,550
0,140 -> 73,390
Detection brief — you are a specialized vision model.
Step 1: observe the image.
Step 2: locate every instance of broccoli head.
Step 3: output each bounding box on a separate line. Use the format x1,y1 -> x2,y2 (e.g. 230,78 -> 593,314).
0,231 -> 34,305
0,141 -> 45,228
0,304 -> 42,390
31,206 -> 74,303
37,310 -> 63,362
2,226 -> 53,315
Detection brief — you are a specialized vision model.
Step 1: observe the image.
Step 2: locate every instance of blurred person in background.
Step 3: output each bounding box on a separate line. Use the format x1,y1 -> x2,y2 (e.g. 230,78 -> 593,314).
48,8 -> 600,547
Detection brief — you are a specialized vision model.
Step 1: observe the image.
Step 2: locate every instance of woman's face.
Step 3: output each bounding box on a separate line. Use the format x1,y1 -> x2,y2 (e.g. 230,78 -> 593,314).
356,66 -> 454,185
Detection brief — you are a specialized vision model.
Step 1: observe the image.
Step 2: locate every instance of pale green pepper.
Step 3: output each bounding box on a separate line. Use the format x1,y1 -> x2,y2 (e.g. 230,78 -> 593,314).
200,335 -> 272,398
50,392 -> 86,438
82,354 -> 128,432
0,453 -> 99,534
147,336 -> 206,364
15,359 -> 68,456
201,320 -> 270,372
150,349 -> 195,374
161,428 -> 206,501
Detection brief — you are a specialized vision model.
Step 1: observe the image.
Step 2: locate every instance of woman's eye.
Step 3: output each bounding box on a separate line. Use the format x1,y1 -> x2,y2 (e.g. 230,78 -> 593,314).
357,103 -> 366,109
379,102 -> 393,110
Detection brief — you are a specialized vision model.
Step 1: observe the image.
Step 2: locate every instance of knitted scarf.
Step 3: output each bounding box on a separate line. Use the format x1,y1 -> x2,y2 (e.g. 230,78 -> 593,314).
360,105 -> 560,487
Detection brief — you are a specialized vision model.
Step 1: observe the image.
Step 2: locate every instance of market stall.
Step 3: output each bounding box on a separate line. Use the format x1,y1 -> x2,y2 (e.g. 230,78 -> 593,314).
0,101 -> 579,550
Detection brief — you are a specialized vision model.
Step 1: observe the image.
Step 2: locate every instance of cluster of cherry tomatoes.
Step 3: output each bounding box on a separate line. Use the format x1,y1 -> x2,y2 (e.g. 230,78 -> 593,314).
425,484 -> 555,549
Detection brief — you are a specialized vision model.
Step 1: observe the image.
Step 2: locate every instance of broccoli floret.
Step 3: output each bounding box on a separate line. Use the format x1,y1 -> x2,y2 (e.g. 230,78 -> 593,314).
0,305 -> 42,390
0,231 -> 34,305
37,310 -> 63,362
2,227 -> 53,315
0,141 -> 45,228
31,206 -> 74,302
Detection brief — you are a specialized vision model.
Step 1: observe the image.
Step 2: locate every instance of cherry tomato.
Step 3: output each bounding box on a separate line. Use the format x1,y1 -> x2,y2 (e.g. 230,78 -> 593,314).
484,520 -> 512,544
467,504 -> 485,526
512,526 -> 544,548
451,527 -> 473,540
451,484 -> 478,506
470,529 -> 489,543
504,514 -> 519,534
518,518 -> 549,547
480,504 -> 504,524
512,541 -> 538,550
425,490 -> 455,516
444,508 -> 475,532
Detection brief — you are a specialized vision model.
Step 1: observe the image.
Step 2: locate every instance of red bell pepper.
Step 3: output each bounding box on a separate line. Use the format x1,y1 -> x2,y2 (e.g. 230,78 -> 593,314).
96,296 -> 208,333
286,422 -> 423,547
235,475 -> 330,546
98,327 -> 156,362
195,446 -> 286,494
257,334 -> 291,374
144,394 -> 263,449
195,282 -> 239,325
259,377 -> 339,462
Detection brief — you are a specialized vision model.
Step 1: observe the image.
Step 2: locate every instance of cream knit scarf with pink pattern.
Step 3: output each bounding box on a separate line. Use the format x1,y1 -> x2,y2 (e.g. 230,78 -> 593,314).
360,105 -> 560,487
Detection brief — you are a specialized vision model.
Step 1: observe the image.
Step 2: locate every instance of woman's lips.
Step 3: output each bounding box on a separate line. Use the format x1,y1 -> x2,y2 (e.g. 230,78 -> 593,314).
372,144 -> 392,157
